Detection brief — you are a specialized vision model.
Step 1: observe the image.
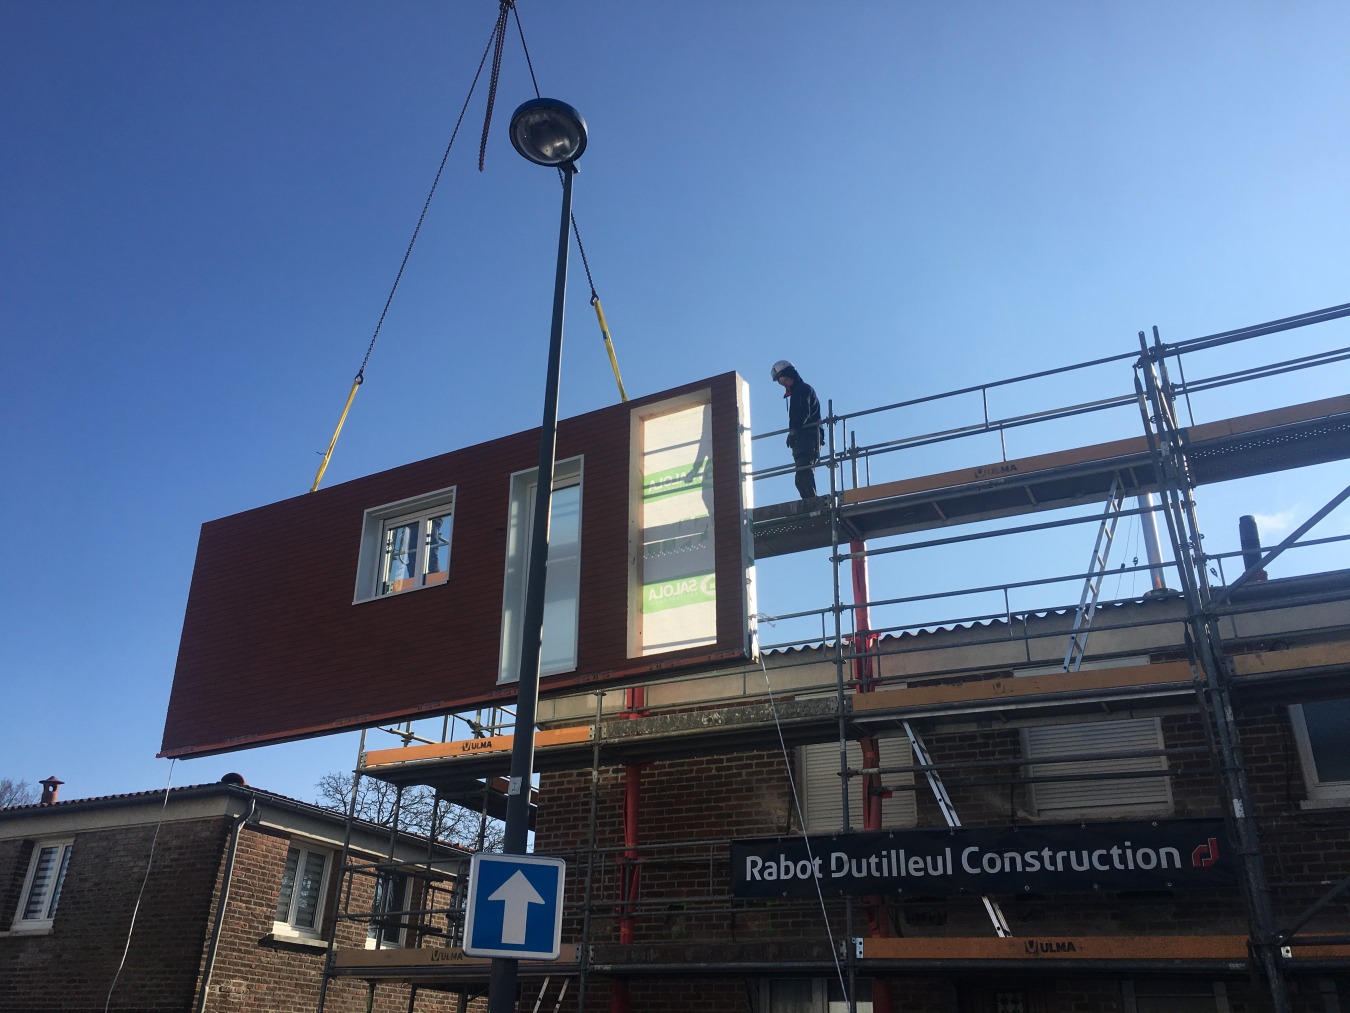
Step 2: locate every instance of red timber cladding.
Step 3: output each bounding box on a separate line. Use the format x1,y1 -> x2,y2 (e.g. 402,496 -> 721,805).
162,373 -> 749,758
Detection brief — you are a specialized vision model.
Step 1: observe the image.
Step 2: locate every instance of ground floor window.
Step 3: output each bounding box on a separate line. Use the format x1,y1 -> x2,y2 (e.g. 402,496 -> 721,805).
366,870 -> 410,947
761,978 -> 872,1013
274,845 -> 329,936
1122,980 -> 1228,1013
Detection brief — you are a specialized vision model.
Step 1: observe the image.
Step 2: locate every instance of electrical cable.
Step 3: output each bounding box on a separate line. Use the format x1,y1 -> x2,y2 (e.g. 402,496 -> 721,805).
758,657 -> 850,1004
104,758 -> 176,1013
310,20 -> 498,493
512,4 -> 628,399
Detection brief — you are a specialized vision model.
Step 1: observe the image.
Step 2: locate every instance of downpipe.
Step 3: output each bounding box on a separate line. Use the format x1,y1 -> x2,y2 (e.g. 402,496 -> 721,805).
195,797 -> 256,1013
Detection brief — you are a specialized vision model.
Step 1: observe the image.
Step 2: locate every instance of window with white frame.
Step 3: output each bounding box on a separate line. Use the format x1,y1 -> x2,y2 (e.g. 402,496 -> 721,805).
1023,717 -> 1172,818
273,845 -> 329,936
1290,699 -> 1350,808
498,457 -> 583,683
800,739 -> 916,833
366,870 -> 410,948
9,839 -> 73,932
353,487 -> 455,603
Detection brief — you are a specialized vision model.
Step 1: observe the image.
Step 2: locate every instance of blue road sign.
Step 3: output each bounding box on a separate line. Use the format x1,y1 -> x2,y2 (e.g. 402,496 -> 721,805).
462,853 -> 566,960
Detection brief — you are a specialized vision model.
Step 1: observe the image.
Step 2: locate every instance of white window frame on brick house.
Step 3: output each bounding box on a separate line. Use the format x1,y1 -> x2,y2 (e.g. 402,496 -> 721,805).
498,457 -> 584,684
8,838 -> 74,934
1289,700 -> 1350,809
799,738 -> 916,833
1022,717 -> 1173,819
352,486 -> 457,603
272,842 -> 331,939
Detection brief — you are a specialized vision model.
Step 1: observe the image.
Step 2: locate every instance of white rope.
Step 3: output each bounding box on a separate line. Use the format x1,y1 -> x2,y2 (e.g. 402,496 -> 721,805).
105,758 -> 175,1012
759,657 -> 850,1002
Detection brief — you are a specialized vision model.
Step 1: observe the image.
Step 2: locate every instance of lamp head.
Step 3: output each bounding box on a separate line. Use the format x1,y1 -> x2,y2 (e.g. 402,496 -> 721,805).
509,98 -> 587,167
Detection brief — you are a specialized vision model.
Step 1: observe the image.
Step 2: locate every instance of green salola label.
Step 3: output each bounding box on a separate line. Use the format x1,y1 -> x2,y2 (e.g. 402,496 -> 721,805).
643,459 -> 710,504
642,571 -> 716,613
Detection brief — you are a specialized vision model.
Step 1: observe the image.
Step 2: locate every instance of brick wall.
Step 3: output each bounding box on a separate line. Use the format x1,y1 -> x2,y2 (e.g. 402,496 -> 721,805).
0,838 -> 34,928
0,814 -> 487,1013
534,701 -> 1350,1011
195,823 -> 471,1013
0,818 -> 224,1012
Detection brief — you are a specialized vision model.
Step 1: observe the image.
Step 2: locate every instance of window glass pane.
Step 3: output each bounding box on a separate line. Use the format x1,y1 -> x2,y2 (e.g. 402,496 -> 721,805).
381,523 -> 418,595
46,845 -> 73,920
768,979 -> 815,1013
1303,699 -> 1350,783
499,465 -> 583,684
369,872 -> 409,944
275,847 -> 300,921
423,514 -> 452,586
22,846 -> 58,920
540,484 -> 581,674
293,851 -> 327,928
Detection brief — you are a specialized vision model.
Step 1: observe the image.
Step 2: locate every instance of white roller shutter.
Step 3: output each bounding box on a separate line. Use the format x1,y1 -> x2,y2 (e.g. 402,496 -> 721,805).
1024,717 -> 1171,817
801,738 -> 916,832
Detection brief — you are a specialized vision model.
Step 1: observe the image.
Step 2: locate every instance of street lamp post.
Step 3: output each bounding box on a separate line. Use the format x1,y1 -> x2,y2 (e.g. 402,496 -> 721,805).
488,97 -> 588,1013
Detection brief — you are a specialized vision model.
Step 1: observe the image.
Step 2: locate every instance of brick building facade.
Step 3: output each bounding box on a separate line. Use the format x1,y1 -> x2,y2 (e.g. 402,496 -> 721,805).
521,580 -> 1350,1013
0,778 -> 472,1012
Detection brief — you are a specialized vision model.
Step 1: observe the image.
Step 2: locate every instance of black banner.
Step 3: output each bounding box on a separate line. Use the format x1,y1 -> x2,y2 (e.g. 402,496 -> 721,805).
731,819 -> 1231,898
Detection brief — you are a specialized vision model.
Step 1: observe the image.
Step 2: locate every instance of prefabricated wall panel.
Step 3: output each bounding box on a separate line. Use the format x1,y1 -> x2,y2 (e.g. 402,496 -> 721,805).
161,373 -> 754,759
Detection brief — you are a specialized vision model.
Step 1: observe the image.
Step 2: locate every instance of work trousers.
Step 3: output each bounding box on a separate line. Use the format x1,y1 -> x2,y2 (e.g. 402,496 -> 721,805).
792,449 -> 819,499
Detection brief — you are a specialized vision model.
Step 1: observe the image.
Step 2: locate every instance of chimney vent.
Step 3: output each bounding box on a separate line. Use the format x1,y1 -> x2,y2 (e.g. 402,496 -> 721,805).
38,776 -> 63,805
220,773 -> 247,786
1238,515 -> 1269,582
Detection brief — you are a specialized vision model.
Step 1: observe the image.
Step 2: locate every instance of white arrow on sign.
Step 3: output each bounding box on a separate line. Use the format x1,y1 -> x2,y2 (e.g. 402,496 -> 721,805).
488,870 -> 546,945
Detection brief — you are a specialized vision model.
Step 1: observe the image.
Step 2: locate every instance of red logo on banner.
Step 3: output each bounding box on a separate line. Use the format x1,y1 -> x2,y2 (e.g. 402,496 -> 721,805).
1191,837 -> 1219,867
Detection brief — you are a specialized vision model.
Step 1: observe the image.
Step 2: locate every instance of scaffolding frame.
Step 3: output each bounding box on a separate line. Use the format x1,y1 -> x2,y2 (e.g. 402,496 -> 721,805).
312,301 -> 1350,1013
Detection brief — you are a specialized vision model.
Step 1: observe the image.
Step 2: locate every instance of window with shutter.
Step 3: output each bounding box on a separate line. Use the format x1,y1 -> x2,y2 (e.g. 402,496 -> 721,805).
800,738 -> 916,833
1023,718 -> 1171,818
273,845 -> 330,937
9,839 -> 73,933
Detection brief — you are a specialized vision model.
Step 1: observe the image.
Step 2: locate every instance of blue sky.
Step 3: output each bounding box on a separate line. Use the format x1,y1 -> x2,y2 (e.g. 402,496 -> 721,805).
2,2 -> 1348,806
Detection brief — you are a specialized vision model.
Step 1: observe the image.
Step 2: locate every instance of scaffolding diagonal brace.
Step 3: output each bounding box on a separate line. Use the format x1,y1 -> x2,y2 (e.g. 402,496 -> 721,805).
902,722 -> 1011,938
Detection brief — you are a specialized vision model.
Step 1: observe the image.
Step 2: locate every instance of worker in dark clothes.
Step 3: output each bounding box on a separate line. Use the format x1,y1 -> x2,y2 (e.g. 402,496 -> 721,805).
771,360 -> 823,499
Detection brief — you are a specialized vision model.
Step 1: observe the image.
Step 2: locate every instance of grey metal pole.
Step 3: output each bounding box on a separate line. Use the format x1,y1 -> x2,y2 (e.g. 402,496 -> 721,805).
488,161 -> 575,1013
1137,493 -> 1167,592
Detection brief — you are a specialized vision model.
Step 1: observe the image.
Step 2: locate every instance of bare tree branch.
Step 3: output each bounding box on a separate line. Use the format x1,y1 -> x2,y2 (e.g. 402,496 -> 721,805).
315,772 -> 504,851
0,778 -> 37,808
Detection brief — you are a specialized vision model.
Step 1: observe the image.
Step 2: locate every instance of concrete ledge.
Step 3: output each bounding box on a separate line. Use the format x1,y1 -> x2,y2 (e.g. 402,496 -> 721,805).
853,661 -> 1195,713
1231,642 -> 1350,676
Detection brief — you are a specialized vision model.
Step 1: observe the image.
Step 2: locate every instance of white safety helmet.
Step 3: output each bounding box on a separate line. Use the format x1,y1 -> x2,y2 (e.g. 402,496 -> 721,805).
770,360 -> 795,382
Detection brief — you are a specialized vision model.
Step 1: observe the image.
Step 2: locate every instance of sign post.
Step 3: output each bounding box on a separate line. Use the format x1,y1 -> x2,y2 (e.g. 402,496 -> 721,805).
464,853 -> 567,961
492,97 -> 587,1013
